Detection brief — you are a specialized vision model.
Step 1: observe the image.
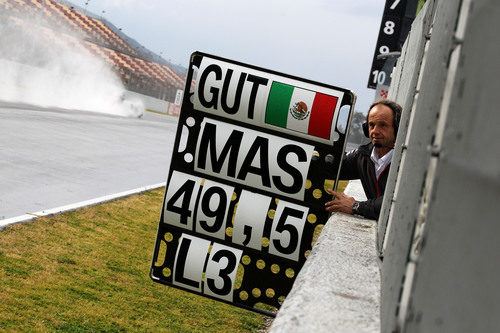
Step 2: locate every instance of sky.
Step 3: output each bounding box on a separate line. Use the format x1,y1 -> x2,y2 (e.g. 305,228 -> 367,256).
71,0 -> 384,115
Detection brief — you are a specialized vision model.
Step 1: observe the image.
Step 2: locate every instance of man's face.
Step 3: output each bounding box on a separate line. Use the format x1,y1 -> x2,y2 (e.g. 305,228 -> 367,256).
368,104 -> 396,148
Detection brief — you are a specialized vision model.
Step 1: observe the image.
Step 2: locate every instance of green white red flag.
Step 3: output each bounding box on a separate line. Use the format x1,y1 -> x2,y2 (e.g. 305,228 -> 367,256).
265,82 -> 338,139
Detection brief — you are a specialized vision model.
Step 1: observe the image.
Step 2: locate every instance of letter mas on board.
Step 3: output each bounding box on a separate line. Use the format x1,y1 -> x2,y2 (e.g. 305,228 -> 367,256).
195,118 -> 314,201
193,57 -> 345,145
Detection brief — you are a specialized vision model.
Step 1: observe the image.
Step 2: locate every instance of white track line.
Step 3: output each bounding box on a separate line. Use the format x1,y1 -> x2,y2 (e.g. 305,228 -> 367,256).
0,182 -> 166,230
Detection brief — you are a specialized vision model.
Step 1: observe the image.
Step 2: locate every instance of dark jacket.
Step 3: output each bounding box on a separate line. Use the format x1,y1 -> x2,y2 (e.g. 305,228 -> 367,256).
338,143 -> 391,220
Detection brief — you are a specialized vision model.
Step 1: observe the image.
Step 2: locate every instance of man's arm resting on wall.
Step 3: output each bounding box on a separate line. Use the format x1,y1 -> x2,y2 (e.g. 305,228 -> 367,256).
325,190 -> 382,220
356,197 -> 383,220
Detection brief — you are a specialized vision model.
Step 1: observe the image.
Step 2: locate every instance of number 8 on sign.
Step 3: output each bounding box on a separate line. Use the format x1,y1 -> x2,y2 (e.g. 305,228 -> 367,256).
384,20 -> 395,35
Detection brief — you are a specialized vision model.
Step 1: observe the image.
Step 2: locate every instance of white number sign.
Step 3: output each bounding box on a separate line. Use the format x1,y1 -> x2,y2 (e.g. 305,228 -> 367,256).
173,234 -> 243,301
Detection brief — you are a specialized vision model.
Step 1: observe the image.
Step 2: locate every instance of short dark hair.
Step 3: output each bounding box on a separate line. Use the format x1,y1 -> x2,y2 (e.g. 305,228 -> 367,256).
366,99 -> 402,136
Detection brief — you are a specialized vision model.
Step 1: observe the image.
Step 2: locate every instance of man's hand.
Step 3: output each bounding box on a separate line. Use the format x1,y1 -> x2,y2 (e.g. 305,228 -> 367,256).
325,189 -> 356,214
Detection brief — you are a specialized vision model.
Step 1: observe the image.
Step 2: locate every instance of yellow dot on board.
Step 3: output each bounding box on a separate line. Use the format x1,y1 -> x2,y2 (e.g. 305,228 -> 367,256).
261,237 -> 270,247
307,214 -> 317,224
285,268 -> 295,278
337,180 -> 349,193
232,192 -> 237,201
155,241 -> 167,267
201,179 -> 205,186
324,179 -> 334,192
313,189 -> 323,199
305,179 -> 312,189
266,288 -> 275,298
225,227 -> 233,237
240,291 -> 249,300
256,259 -> 266,269
268,209 -> 276,219
275,198 -> 280,205
234,264 -> 244,290
165,233 -> 173,242
271,264 -> 280,274
315,224 -> 324,236
304,250 -> 311,258
163,268 -> 171,277
241,255 -> 251,265
252,288 -> 261,298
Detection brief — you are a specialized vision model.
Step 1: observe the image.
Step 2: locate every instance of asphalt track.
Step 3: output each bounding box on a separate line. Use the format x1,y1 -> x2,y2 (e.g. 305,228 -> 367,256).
0,104 -> 178,221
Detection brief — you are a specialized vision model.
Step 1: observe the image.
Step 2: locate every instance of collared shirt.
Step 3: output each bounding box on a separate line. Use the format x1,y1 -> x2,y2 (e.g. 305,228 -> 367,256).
370,148 -> 394,179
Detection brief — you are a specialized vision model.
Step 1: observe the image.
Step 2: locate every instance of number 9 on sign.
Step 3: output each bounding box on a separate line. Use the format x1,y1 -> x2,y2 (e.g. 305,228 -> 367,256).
379,45 -> 390,55
196,179 -> 235,240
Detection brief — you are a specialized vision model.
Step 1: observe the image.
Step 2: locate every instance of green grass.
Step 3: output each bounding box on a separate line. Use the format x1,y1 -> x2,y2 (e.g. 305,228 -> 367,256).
0,189 -> 268,332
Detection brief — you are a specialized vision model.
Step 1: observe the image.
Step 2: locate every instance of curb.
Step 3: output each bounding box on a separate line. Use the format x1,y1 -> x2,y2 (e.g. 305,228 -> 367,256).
0,182 -> 166,230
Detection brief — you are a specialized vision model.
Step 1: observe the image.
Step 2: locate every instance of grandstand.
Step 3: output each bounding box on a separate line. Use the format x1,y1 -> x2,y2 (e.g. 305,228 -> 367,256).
0,0 -> 185,105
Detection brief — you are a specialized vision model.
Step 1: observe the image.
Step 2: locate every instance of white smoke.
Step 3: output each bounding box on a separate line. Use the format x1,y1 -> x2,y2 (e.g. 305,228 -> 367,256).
0,10 -> 143,117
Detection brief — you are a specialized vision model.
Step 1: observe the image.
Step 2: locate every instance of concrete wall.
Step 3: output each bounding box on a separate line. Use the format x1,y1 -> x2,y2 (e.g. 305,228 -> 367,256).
272,0 -> 499,331
379,0 -> 459,329
270,181 -> 380,333
380,0 -> 500,331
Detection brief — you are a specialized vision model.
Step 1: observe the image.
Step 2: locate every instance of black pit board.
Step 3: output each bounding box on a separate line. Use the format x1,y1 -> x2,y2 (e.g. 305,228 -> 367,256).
150,52 -> 356,316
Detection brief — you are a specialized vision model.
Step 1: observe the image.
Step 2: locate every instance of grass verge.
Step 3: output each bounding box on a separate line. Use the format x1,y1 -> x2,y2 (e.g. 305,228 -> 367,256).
0,189 -> 267,332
